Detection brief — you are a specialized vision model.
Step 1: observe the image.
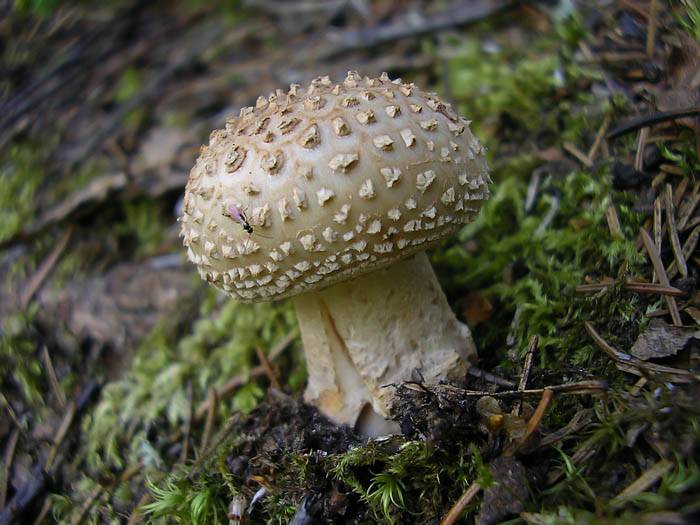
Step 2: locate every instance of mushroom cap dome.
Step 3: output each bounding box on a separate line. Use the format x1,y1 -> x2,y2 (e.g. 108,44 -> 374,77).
180,72 -> 490,302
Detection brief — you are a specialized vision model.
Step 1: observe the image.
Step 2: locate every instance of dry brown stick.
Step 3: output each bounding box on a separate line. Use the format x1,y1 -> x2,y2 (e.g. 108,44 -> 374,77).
612,459 -> 672,506
187,413 -> 242,482
646,0 -> 658,58
634,127 -> 649,172
606,203 -> 622,237
546,435 -> 598,485
537,408 -> 592,448
563,142 -> 593,167
626,282 -> 685,296
674,177 -> 689,208
512,336 -> 538,416
19,226 -> 73,309
71,463 -> 144,525
585,322 -> 696,383
200,386 -> 217,453
575,281 -> 686,297
467,366 -> 516,389
193,329 -> 296,420
313,0 -> 515,60
31,498 -> 51,525
667,225 -> 700,279
678,184 -> 700,231
629,377 -> 648,397
580,51 -> 648,63
607,106 -> 700,139
587,115 -> 611,162
437,380 -> 607,399
660,163 -> 684,176
256,346 -> 281,390
194,366 -> 264,422
640,228 -> 682,326
505,388 -> 555,456
653,196 -> 662,282
0,429 -> 20,510
127,493 -> 151,525
665,184 -> 688,278
652,172 -> 667,190
44,401 -> 77,472
41,346 -> 66,410
686,216 -> 700,231
440,481 -> 482,525
70,485 -> 102,525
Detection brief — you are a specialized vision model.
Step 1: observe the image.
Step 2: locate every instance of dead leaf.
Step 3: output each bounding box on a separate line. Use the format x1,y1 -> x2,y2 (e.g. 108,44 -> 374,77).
463,292 -> 494,325
38,257 -> 196,366
629,318 -> 700,360
134,127 -> 198,173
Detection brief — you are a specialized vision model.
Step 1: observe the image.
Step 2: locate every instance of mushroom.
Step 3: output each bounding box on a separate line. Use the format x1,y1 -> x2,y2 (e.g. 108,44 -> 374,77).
180,72 -> 491,436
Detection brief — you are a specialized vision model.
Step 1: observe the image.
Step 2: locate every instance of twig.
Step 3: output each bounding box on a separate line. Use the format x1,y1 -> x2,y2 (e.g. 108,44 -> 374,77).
44,401 -> 76,472
187,413 -> 242,481
575,281 -> 686,297
31,498 -> 51,525
512,336 -> 538,416
193,329 -> 296,421
256,346 -> 281,390
585,322 -> 696,383
563,142 -> 593,167
312,0 -> 515,61
634,127 -> 649,172
19,226 -> 73,309
437,380 -> 607,399
660,163 -> 684,176
440,481 -> 482,525
525,171 -> 541,213
667,225 -> 700,279
467,366 -> 516,389
677,184 -> 700,231
674,177 -> 689,208
504,388 -> 554,455
127,493 -> 151,525
607,106 -> 700,139
640,228 -> 683,326
587,114 -> 611,162
629,377 -> 648,397
537,408 -> 592,448
646,0 -> 658,58
0,429 -> 20,510
0,382 -> 99,525
653,197 -> 662,281
605,202 -> 622,237
534,194 -> 559,235
0,174 -> 127,249
70,463 -> 144,525
664,184 -> 688,278
612,459 -> 672,506
41,346 -> 67,409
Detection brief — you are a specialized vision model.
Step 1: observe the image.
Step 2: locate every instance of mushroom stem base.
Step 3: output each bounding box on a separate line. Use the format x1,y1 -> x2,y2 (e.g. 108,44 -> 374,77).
293,252 -> 476,437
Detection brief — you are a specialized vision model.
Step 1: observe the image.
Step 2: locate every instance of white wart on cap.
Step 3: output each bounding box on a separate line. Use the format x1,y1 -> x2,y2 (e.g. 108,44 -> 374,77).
180,71 -> 490,302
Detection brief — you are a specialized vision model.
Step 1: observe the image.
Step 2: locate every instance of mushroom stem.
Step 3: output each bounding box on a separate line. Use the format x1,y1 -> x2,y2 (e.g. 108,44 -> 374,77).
293,251 -> 476,437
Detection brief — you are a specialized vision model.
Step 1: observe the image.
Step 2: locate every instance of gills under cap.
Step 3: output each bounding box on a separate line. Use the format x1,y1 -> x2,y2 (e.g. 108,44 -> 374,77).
180,71 -> 490,302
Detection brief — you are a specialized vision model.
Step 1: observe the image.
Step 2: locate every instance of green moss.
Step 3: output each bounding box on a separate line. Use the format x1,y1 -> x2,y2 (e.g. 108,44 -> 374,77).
82,289 -> 298,471
678,0 -> 700,40
0,306 -> 45,406
115,199 -> 170,258
0,143 -> 46,242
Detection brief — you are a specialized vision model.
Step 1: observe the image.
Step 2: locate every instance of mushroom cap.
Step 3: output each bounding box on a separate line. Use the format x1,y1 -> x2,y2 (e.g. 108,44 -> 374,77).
180,72 -> 490,302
